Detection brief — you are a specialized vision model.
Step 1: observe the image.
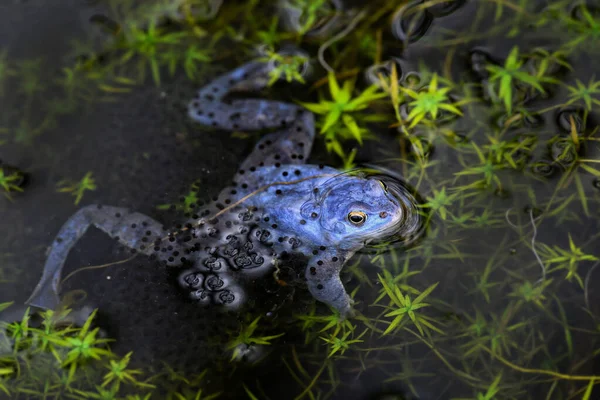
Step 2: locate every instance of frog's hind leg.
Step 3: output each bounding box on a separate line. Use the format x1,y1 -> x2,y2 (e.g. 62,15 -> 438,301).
188,61 -> 316,170
237,110 -> 315,171
189,61 -> 303,131
26,205 -> 169,310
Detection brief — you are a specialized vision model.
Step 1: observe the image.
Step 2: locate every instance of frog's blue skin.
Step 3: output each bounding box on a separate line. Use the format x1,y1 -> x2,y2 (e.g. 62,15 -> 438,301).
26,59 -> 422,318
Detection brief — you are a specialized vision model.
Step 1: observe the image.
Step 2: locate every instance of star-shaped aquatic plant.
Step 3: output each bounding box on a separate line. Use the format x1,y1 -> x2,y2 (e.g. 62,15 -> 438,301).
56,172 -> 97,205
299,73 -> 385,161
377,275 -> 443,337
259,48 -> 310,86
537,234 -> 598,288
565,77 -> 600,111
226,317 -> 284,362
320,329 -> 366,358
300,73 -> 385,134
0,167 -> 25,200
486,46 -> 547,114
418,187 -> 455,221
120,21 -> 187,85
402,73 -> 463,128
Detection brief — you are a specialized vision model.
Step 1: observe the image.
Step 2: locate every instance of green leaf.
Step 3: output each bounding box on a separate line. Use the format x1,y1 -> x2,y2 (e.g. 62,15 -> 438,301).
342,114 -> 363,145
0,302 -> 13,313
328,73 -> 341,101
321,108 -> 342,134
298,101 -> 332,115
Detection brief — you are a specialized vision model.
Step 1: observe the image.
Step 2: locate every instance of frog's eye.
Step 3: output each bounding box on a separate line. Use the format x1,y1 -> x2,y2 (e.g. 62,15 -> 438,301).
348,211 -> 367,226
378,180 -> 388,193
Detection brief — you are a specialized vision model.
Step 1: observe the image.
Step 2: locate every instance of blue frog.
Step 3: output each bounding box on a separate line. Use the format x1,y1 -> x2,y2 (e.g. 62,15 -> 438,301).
25,58 -> 423,318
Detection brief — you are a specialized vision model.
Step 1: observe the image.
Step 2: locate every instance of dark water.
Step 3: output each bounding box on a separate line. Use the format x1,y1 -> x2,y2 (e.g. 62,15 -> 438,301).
1,0 -> 600,399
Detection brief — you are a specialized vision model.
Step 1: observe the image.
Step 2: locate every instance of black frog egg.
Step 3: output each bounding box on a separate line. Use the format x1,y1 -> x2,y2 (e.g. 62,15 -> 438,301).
426,0 -> 466,17
190,288 -> 211,304
550,139 -> 577,166
556,109 -> 583,133
391,1 -> 434,43
213,285 -> 245,309
531,160 -> 556,177
178,269 -> 204,289
204,273 -> 229,291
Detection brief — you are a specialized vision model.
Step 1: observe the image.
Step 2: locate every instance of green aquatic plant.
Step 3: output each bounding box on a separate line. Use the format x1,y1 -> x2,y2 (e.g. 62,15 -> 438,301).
565,4 -> 600,48
454,142 -> 504,192
102,352 -> 155,391
226,317 -> 284,362
163,44 -> 212,80
536,234 -> 598,288
282,0 -> 337,36
0,167 -> 25,200
157,180 -> 201,213
254,17 -> 289,48
120,21 -> 188,85
402,73 -> 463,128
564,77 -> 600,111
508,279 -> 553,308
466,247 -> 503,304
296,303 -> 357,342
57,310 -> 114,384
320,328 -> 366,358
0,304 -> 222,398
482,133 -> 537,170
57,172 -> 97,205
259,47 -> 309,86
5,309 -> 30,353
486,46 -> 548,114
377,275 -> 443,337
474,373 -> 502,400
299,73 -> 385,157
418,187 -> 454,221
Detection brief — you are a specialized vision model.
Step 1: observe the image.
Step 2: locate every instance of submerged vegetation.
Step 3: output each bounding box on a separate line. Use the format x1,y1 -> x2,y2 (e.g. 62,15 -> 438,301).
0,304 -> 219,399
1,0 -> 600,399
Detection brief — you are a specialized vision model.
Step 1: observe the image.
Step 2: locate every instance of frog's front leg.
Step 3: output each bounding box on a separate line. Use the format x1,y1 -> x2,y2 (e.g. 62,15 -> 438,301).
26,205 -> 170,310
188,60 -> 315,173
305,251 -> 355,318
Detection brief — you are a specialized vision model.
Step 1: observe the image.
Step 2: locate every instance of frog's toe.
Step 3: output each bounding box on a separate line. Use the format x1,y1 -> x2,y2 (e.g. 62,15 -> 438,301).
337,301 -> 355,320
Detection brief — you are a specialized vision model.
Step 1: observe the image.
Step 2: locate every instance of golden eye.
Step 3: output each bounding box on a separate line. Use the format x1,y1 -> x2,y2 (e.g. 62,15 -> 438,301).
378,180 -> 388,193
348,211 -> 367,226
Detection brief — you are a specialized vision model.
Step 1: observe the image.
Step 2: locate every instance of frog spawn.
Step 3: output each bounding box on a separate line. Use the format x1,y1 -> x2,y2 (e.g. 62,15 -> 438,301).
391,0 -> 467,44
162,199 -> 315,311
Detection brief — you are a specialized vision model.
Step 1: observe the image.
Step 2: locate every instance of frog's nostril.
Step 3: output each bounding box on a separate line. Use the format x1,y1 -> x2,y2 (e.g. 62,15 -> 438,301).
379,211 -> 388,218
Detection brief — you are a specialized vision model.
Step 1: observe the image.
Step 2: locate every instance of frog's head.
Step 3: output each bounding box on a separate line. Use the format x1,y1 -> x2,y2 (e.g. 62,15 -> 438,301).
301,172 -> 423,250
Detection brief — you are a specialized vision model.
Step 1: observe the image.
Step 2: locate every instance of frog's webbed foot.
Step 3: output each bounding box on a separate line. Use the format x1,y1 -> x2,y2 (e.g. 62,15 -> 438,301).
305,252 -> 354,319
26,205 -> 170,310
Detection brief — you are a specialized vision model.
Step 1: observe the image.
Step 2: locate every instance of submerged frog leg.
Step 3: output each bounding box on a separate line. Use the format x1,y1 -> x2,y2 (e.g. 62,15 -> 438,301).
305,251 -> 355,318
188,60 -> 315,172
26,205 -> 169,310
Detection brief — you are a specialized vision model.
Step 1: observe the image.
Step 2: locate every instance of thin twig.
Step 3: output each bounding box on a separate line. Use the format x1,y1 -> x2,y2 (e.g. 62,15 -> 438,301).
529,208 -> 546,284
318,10 -> 367,73
59,254 -> 138,289
505,207 -> 546,284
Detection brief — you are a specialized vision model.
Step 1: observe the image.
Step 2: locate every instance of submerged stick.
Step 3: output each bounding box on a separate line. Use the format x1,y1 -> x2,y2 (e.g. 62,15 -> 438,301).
317,10 -> 367,73
505,207 -> 546,284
